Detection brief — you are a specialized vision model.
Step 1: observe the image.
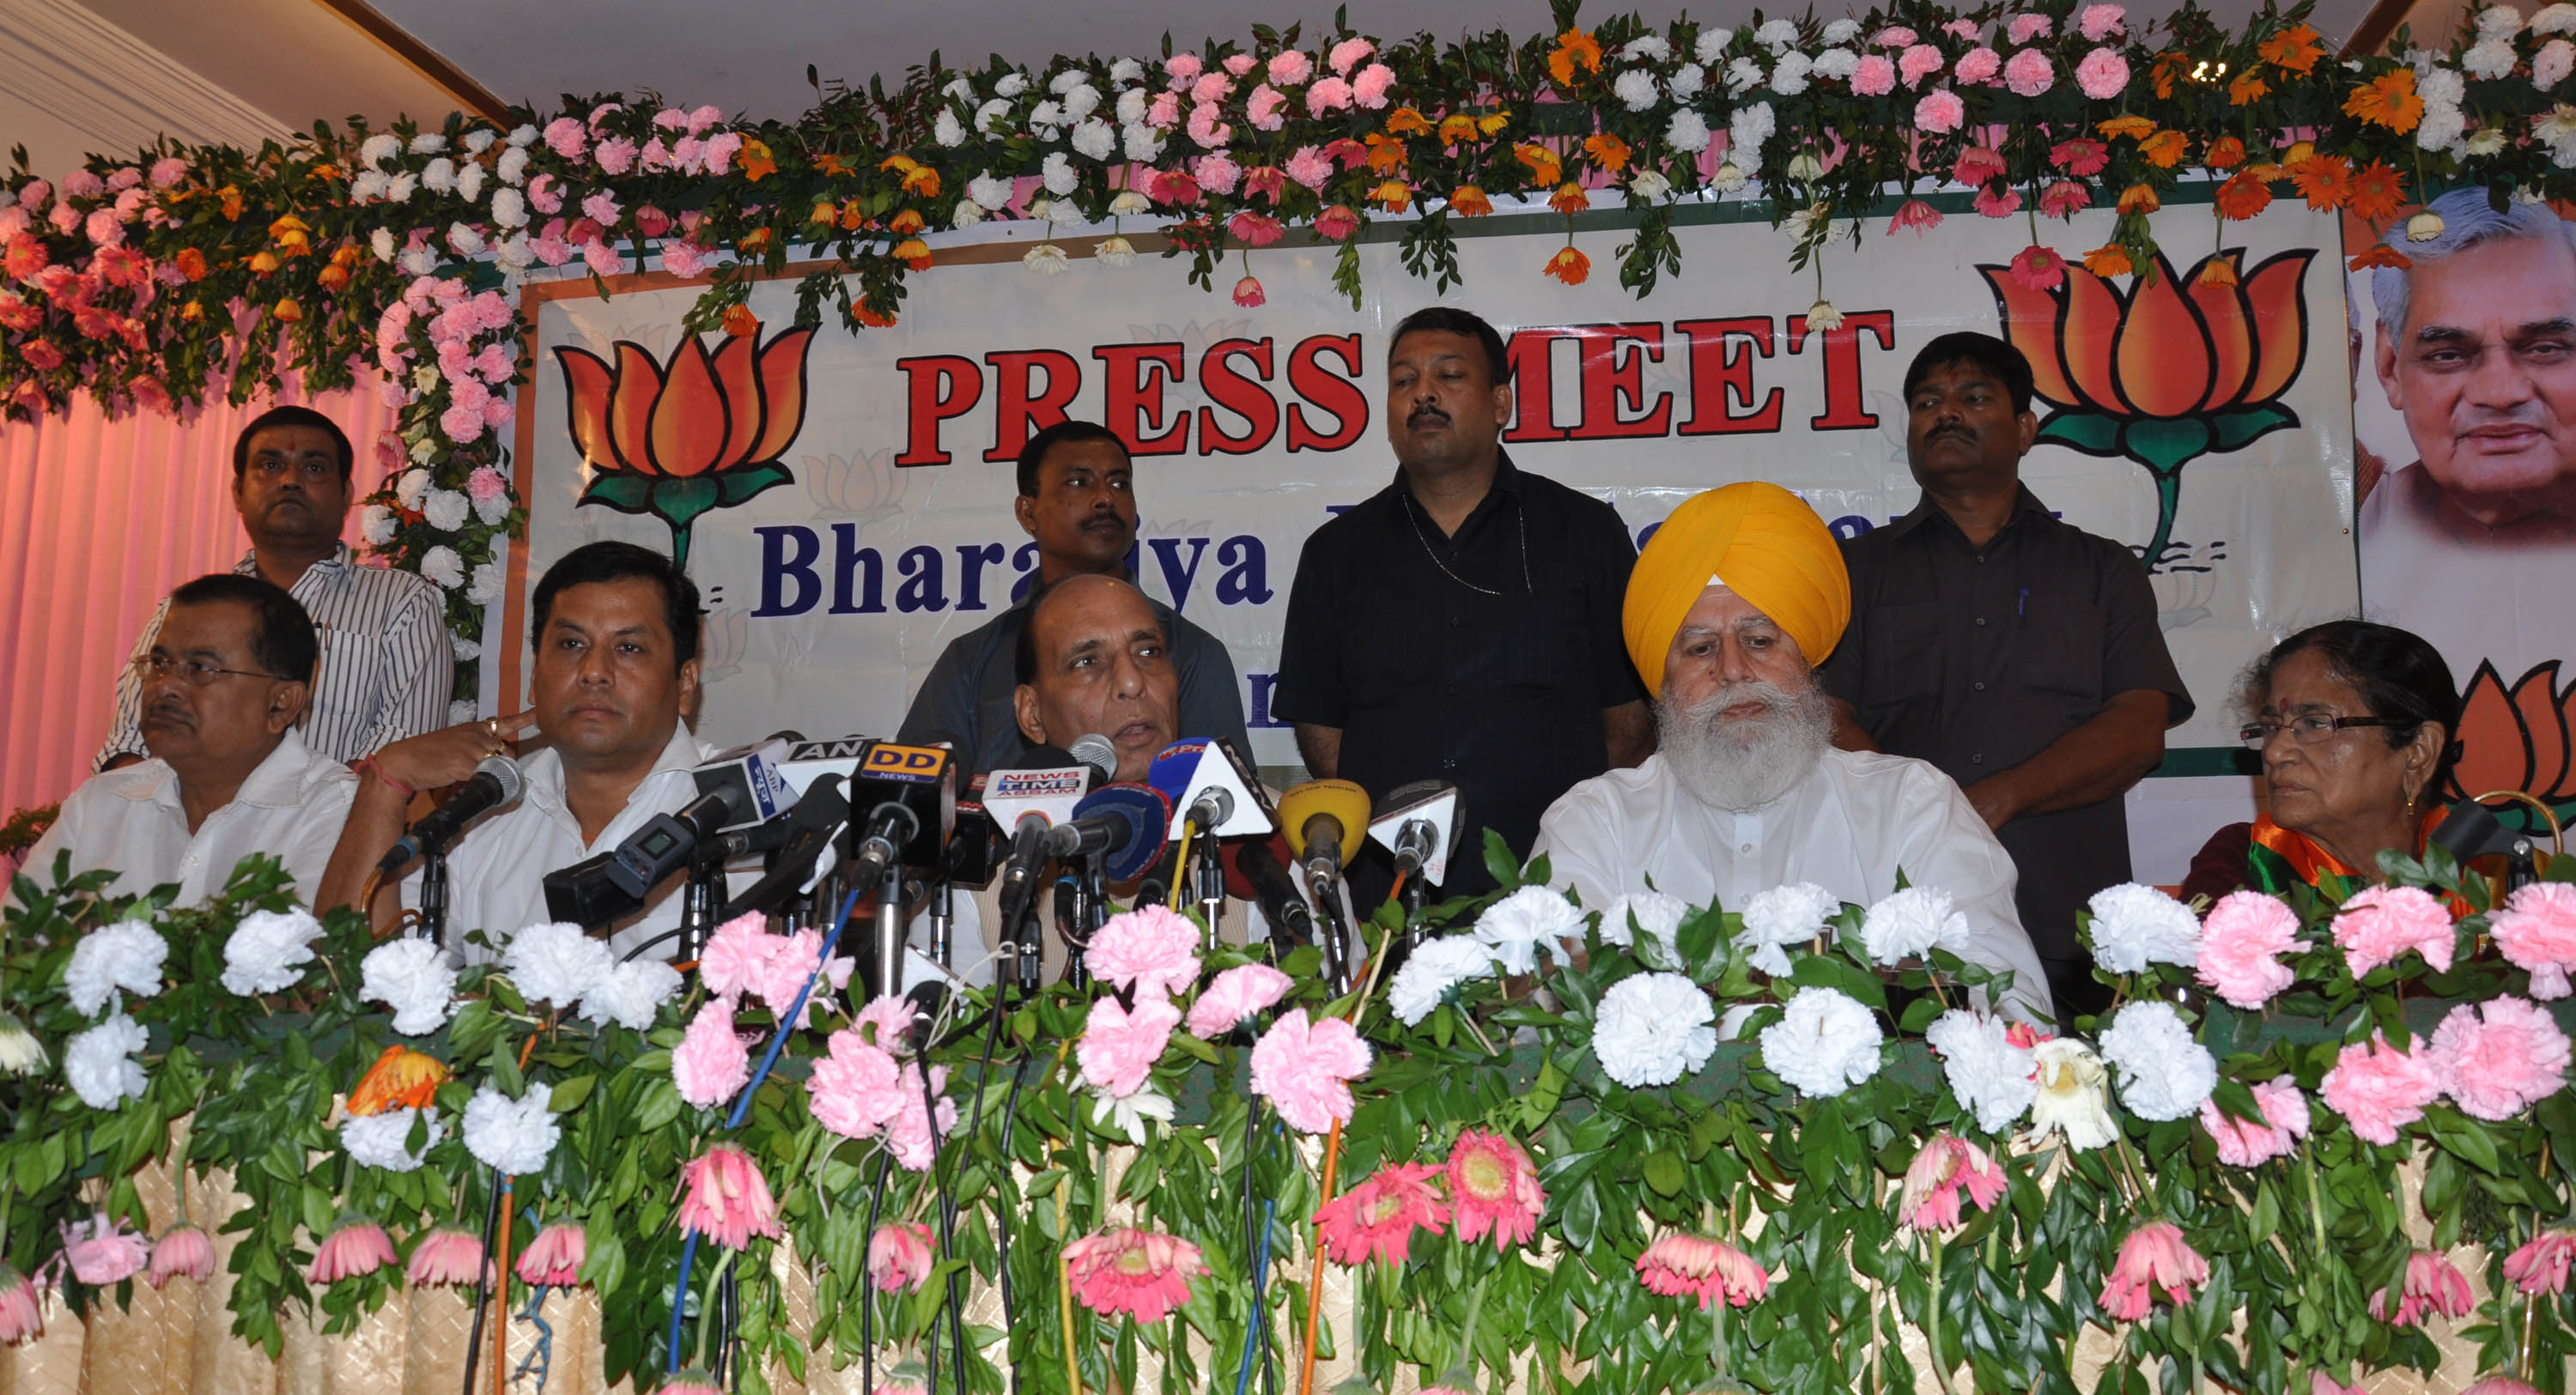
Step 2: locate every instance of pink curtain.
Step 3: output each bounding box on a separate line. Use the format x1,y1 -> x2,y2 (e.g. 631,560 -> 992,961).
0,378 -> 400,821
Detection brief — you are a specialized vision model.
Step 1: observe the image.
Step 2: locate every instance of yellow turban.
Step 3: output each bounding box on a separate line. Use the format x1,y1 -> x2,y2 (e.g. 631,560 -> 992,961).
1622,482 -> 1850,695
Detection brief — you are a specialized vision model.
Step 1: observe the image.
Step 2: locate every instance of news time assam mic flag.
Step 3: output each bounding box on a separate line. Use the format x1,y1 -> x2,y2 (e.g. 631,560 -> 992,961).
512,201 -> 2359,770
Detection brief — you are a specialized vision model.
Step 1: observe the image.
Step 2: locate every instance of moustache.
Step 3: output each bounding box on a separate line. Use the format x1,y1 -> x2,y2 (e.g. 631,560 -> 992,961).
1406,404 -> 1451,428
1690,681 -> 1799,722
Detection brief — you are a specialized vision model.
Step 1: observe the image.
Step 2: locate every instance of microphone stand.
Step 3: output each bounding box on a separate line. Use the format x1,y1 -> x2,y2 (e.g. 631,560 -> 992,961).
677,854 -> 726,961
925,871 -> 954,970
418,848 -> 451,949
869,860 -> 905,1002
1191,837 -> 1225,949
1309,882 -> 1352,993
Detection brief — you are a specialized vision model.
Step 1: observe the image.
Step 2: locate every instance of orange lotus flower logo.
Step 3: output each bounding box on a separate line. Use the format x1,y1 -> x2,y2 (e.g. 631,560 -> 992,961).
556,323 -> 814,565
2451,659 -> 2576,804
1981,248 -> 2314,571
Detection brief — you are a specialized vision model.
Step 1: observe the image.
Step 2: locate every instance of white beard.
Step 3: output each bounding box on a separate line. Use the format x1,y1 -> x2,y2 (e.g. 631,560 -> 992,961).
1658,676 -> 1832,813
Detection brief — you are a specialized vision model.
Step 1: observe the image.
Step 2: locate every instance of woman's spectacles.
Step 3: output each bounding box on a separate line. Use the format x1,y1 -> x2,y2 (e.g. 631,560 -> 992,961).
131,655 -> 283,687
2239,713 -> 2406,749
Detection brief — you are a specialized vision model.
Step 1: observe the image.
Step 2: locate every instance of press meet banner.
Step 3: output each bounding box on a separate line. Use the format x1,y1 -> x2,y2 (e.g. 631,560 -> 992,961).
502,198 -> 2361,868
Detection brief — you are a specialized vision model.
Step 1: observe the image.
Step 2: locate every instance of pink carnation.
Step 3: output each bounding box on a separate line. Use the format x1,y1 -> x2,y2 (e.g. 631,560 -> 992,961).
1285,145 -> 1335,191
2492,882 -> 2576,998
870,1222 -> 936,1293
2333,885 -> 2456,978
526,173 -> 563,215
2320,1031 -> 2443,1145
1191,72 -> 1235,106
852,993 -> 918,1054
2003,49 -> 2055,96
2079,4 -> 2128,40
1914,89 -> 1966,134
61,169 -> 102,198
1851,55 -> 1898,94
513,1222 -> 586,1287
1194,152 -> 1242,194
1248,85 -> 1289,130
1164,53 -> 1203,85
753,928 -> 854,1019
1899,44 -> 1947,87
580,239 -> 623,280
677,1144 -> 782,1250
673,999 -> 750,1108
1268,52 -> 1313,85
2099,1222 -> 2208,1321
543,118 -> 586,158
884,1062 -> 956,1172
808,1028 -> 906,1139
1064,1228 -> 1205,1323
61,1214 -> 149,1285
1249,1009 -> 1372,1133
309,1221 -> 396,1283
1306,76 -> 1354,112
2196,891 -> 2301,1008
2466,1380 -> 2547,1395
698,913 -> 774,1000
1875,26 -> 1919,47
0,1268 -> 35,1344
2428,997 -> 2571,1120
580,190 -> 622,227
1088,906 -> 1203,1000
148,157 -> 188,189
1327,37 -> 1376,75
2006,14 -> 2054,43
661,239 -> 708,278
593,137 -> 637,174
1078,994 -> 1181,1098
2075,47 -> 2132,100
1188,963 -> 1293,1037
1352,63 -> 1394,108
1954,46 -> 2004,84
1944,19 -> 1984,40
2196,1077 -> 2311,1167
1147,91 -> 1182,129
440,403 -> 487,444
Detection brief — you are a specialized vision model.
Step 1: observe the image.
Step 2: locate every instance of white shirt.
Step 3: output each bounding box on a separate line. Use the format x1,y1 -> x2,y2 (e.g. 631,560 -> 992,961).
1531,748 -> 2054,1022
2358,463 -> 2576,694
402,722 -> 745,961
27,727 -> 356,907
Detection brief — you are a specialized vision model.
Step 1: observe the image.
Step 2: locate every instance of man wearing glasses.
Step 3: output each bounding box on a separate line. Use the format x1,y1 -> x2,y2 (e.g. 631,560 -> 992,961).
94,406 -> 453,770
30,574 -> 358,905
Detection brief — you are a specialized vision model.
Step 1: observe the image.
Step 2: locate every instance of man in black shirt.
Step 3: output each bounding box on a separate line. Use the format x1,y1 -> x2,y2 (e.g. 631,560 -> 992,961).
897,420 -> 1248,779
1823,332 -> 2192,1018
1274,306 -> 1653,899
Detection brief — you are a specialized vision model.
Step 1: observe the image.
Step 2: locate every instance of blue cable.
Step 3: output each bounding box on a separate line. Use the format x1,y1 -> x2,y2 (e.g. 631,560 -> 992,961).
1232,1198 -> 1276,1395
665,888 -> 866,1374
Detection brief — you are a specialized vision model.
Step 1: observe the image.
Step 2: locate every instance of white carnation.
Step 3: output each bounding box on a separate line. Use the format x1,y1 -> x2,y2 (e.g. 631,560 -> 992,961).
1861,886 -> 1970,966
995,71 -> 1029,97
395,469 -> 431,508
2543,39 -> 2576,88
1754,18 -> 1801,49
1735,882 -> 1838,976
1728,102 -> 1773,175
444,221 -> 484,256
1042,151 -> 1078,196
422,487 -> 471,532
2482,3 -> 2527,36
66,1013 -> 148,1108
933,110 -> 966,147
495,145 -> 529,186
1472,885 -> 1582,976
462,1085 -> 558,1174
1123,124 -> 1164,162
1030,100 -> 1064,130
350,170 -> 389,203
419,545 -> 466,590
2419,102 -> 2470,152
1071,118 -> 1117,161
1116,87 -> 1151,124
1811,48 -> 1859,80
2539,2 -> 2576,33
974,98 -> 1013,136
1727,56 -> 1768,93
409,131 -> 447,154
2466,36 -> 2522,77
1599,889 -> 1688,950
1820,17 -> 1862,43
385,173 -> 418,204
221,907 -> 323,995
1110,58 -> 1145,84
1669,61 -> 1706,98
472,488 -> 510,525
1769,50 -> 1814,94
507,122 -> 538,147
1667,108 -> 1713,154
359,132 -> 403,168
371,227 -> 398,263
466,561 -> 505,607
420,156 -> 457,192
360,936 -> 455,1035
1622,34 -> 1673,61
1387,934 -> 1498,1025
968,173 -> 1013,209
2084,882 -> 2200,973
502,921 -> 613,1007
360,503 -> 398,544
1759,987 -> 1883,1097
2097,1000 -> 2217,1122
341,1107 -> 441,1170
577,959 -> 682,1031
451,634 -> 479,663
453,161 -> 487,202
1595,972 -> 1717,1088
489,187 -> 526,228
1695,25 -> 1734,62
1614,69 -> 1661,111
2421,64 -> 2469,105
1924,1010 -> 2037,1134
65,920 -> 167,1016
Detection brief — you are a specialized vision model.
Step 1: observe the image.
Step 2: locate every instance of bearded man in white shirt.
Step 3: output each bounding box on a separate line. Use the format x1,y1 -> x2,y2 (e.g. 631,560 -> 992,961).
1530,482 -> 2053,1023
28,574 -> 356,905
320,541 -> 734,959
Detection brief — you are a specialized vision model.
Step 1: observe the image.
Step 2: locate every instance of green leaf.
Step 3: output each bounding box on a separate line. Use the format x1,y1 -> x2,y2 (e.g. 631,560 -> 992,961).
715,460 -> 795,507
2032,409 -> 2123,456
1641,1148 -> 1686,1198
576,471 -> 655,513
549,1075 -> 597,1112
633,1078 -> 685,1133
2207,401 -> 2300,452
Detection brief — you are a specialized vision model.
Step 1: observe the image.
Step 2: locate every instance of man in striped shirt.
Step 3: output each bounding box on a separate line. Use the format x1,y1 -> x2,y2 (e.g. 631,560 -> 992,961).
96,406 -> 453,771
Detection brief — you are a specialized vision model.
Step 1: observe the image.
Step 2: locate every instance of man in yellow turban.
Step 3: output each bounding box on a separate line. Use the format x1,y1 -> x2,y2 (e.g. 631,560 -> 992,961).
1533,482 -> 2053,1023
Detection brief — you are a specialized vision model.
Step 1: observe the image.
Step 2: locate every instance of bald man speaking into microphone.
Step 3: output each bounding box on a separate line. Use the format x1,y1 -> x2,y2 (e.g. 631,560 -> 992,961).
1531,483 -> 2051,1022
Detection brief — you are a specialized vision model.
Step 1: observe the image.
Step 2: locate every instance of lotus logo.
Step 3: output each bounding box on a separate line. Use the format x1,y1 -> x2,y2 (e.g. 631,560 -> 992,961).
2453,659 -> 2576,805
1982,249 -> 2314,573
556,323 -> 815,565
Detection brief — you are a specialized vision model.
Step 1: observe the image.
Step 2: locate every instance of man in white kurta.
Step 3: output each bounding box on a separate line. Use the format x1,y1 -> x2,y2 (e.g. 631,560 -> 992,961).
28,575 -> 356,906
1530,482 -> 2053,1023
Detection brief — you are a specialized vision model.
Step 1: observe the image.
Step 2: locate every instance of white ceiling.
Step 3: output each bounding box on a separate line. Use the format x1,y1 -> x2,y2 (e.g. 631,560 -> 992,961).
0,0 -> 2420,179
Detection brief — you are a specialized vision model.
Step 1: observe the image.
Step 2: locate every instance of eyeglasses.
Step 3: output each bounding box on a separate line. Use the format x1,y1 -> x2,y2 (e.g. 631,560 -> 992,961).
2239,713 -> 2407,749
131,655 -> 283,687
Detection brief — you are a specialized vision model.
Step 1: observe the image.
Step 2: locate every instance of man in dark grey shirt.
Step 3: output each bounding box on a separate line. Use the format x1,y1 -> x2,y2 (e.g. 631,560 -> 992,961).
1824,332 -> 2191,1020
896,420 -> 1247,778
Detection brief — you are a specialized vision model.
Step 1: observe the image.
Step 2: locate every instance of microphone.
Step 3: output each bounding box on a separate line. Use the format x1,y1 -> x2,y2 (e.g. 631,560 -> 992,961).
596,742 -> 805,899
1067,731 -> 1118,785
846,742 -> 958,889
690,737 -> 794,833
1144,737 -> 1276,839
984,745 -> 1099,967
1044,783 -> 1173,883
1279,779 -> 1370,893
377,755 -> 525,874
709,773 -> 853,923
1230,838 -> 1315,952
1369,779 -> 1463,885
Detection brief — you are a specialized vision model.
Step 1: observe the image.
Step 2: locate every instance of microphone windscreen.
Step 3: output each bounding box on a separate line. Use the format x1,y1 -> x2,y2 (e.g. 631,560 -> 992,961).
1279,779 -> 1370,858
477,753 -> 526,804
1218,831 -> 1298,904
1072,782 -> 1173,883
1068,732 -> 1119,783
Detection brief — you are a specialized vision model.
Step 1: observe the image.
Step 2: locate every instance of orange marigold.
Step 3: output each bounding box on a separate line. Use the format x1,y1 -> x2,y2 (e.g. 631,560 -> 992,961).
2348,243 -> 2413,270
1450,185 -> 1495,216
853,301 -> 899,328
2117,183 -> 2161,215
889,209 -> 926,234
817,153 -> 856,178
1476,112 -> 1511,137
722,303 -> 759,337
173,247 -> 208,281
2082,244 -> 2136,277
2097,114 -> 2156,142
1542,243 -> 1590,284
1516,143 -> 1564,185
2138,130 -> 2190,168
2348,160 -> 2408,222
738,138 -> 778,181
892,237 -> 932,270
318,263 -> 350,291
1548,29 -> 1604,87
2229,70 -> 2272,105
2290,154 -> 2354,211
218,185 -> 244,221
2343,70 -> 2423,135
2206,136 -> 2247,170
1385,106 -> 1435,136
1550,182 -> 1590,215
1437,114 -> 1483,147
2196,257 -> 2240,287
2151,52 -> 2190,100
349,1046 -> 447,1116
1583,133 -> 1631,173
1370,179 -> 1413,214
2260,23 -> 2327,75
2214,171 -> 2273,221
1363,134 -> 1407,173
